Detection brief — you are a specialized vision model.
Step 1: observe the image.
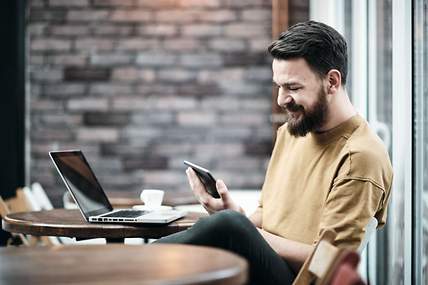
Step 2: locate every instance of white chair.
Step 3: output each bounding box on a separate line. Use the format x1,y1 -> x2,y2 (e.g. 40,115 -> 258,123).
357,217 -> 378,283
31,182 -> 53,210
358,217 -> 378,253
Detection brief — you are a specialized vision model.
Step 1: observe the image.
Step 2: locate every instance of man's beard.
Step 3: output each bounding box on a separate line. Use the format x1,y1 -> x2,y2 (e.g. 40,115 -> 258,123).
283,87 -> 328,137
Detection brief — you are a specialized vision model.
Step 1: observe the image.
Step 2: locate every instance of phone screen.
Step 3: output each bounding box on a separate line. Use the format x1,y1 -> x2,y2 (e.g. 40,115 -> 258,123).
183,161 -> 220,198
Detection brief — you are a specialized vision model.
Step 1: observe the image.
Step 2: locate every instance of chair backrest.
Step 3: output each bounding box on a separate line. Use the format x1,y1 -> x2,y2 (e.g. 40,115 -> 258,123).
358,217 -> 378,253
293,229 -> 341,285
31,182 -> 53,210
1,189 -> 60,246
22,186 -> 42,211
309,240 -> 343,285
0,195 -> 30,246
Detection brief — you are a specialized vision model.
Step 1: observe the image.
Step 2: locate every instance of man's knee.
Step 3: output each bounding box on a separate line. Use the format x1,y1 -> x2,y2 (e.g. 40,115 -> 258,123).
203,210 -> 253,233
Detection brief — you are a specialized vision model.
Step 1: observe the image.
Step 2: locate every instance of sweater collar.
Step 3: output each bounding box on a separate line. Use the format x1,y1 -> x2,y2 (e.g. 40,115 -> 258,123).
309,114 -> 363,145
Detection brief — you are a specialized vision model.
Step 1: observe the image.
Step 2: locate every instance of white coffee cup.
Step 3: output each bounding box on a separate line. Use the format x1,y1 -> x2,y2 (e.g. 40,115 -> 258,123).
140,189 -> 164,209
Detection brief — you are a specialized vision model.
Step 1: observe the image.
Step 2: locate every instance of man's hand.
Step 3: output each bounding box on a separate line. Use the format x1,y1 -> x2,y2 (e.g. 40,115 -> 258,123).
186,167 -> 244,215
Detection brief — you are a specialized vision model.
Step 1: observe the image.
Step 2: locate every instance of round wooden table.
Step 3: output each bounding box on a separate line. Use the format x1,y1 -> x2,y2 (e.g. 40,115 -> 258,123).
2,209 -> 206,242
0,244 -> 248,285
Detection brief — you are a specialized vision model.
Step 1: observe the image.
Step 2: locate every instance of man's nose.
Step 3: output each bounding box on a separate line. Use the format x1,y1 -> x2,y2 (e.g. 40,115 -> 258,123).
277,90 -> 293,107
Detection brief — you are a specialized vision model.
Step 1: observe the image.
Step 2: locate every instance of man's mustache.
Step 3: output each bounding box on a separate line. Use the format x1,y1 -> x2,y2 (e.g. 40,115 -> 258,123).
282,101 -> 304,112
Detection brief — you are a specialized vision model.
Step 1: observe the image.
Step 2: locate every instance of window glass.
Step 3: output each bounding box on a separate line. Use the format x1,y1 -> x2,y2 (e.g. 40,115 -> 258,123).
414,0 -> 428,283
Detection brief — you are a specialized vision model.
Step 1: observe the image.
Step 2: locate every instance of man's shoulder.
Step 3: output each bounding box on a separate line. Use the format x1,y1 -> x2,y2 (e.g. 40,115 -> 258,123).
345,121 -> 389,161
340,122 -> 393,188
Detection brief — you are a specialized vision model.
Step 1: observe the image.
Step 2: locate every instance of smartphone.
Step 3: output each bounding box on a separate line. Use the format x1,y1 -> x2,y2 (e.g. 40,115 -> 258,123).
183,160 -> 220,199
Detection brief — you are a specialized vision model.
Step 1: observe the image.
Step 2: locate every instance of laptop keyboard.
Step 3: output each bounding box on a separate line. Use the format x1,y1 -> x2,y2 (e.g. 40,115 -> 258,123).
101,210 -> 148,218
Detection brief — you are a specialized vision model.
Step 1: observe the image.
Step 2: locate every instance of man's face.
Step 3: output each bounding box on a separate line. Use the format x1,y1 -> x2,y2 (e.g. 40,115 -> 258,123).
272,58 -> 329,137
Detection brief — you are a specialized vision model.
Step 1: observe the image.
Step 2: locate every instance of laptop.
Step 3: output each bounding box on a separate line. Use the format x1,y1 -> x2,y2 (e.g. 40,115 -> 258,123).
49,150 -> 186,224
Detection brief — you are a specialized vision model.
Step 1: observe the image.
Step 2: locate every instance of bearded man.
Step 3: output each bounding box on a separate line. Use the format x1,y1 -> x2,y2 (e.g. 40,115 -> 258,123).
155,21 -> 393,285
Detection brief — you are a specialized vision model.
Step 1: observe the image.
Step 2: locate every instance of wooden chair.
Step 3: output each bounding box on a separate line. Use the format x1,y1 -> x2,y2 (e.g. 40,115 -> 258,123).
293,229 -> 365,285
0,195 -> 30,246
0,188 -> 59,246
31,182 -> 54,210
293,229 -> 343,285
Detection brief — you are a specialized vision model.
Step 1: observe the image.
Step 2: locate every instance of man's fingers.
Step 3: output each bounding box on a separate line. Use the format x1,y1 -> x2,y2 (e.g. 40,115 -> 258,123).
186,168 -> 212,200
216,179 -> 229,200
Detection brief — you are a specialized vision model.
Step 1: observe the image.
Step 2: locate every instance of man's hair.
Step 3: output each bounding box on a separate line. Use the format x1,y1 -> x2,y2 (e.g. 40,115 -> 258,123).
268,21 -> 348,85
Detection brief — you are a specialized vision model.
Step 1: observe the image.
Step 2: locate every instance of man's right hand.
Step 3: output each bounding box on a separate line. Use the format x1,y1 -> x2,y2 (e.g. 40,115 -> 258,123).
186,167 -> 244,215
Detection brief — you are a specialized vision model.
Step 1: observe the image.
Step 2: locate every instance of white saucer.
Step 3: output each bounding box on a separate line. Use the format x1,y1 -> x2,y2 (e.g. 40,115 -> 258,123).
132,205 -> 173,211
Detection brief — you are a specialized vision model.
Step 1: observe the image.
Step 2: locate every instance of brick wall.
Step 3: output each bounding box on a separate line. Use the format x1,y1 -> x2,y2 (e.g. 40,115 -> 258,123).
27,0 -> 308,206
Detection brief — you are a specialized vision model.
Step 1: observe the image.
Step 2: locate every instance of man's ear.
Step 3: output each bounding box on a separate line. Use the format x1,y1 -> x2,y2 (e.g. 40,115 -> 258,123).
326,69 -> 342,95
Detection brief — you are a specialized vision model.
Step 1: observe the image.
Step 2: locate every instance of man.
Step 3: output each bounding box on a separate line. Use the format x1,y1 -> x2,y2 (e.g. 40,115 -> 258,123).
156,21 -> 393,285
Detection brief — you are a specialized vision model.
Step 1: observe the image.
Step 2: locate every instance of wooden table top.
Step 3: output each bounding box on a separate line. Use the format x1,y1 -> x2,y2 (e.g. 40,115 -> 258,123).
107,190 -> 198,207
2,209 -> 207,239
0,244 -> 248,285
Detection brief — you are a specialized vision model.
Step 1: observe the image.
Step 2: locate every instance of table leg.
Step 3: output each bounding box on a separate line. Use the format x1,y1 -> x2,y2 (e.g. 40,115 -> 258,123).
106,238 -> 125,243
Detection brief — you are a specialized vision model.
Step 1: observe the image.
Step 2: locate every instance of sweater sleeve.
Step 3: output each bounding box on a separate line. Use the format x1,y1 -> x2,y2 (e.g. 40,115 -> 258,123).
315,177 -> 385,250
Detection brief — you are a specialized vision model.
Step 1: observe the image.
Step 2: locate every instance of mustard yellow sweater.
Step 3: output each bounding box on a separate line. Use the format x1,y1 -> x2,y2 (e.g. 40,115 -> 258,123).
259,115 -> 393,249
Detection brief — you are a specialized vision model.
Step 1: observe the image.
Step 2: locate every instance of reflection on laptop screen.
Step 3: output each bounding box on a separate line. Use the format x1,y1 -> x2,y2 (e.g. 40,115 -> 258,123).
50,150 -> 112,218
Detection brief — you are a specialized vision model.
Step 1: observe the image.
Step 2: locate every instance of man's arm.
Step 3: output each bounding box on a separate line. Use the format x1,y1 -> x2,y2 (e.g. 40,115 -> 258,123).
249,206 -> 311,272
248,206 -> 262,227
187,168 -> 311,271
258,228 -> 313,272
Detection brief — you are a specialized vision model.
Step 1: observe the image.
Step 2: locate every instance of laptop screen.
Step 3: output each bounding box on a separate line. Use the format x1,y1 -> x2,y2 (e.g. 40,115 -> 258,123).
49,150 -> 113,218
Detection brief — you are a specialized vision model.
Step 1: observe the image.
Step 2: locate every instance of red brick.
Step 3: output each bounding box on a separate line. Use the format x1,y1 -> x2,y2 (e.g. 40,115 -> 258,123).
249,38 -> 271,52
225,23 -> 270,38
112,67 -> 140,81
156,10 -> 199,23
75,38 -> 114,51
67,99 -> 109,111
177,112 -> 216,126
136,0 -> 177,8
46,54 -> 87,66
136,53 -> 176,66
31,68 -> 63,82
49,0 -> 89,7
92,25 -> 133,36
89,83 -> 133,95
77,128 -> 119,142
44,83 -> 85,96
90,54 -> 133,66
67,10 -> 110,21
115,39 -> 159,51
30,10 -> 66,22
177,0 -> 220,7
209,39 -> 245,51
158,69 -> 197,83
93,0 -> 134,7
222,0 -> 270,7
110,10 -> 152,22
241,9 -> 272,21
28,24 -> 47,36
179,54 -> 222,67
31,38 -> 71,51
50,25 -> 90,36
84,112 -> 130,126
137,25 -> 177,36
111,67 -> 155,82
181,25 -> 223,37
162,38 -> 200,51
199,10 -> 237,22
64,67 -> 111,82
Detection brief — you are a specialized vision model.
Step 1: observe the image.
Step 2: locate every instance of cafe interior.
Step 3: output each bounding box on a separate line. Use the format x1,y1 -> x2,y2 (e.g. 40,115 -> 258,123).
0,0 -> 427,284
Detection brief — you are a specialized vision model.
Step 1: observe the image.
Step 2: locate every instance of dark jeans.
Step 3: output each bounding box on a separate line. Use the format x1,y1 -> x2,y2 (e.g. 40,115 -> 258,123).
155,210 -> 295,285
